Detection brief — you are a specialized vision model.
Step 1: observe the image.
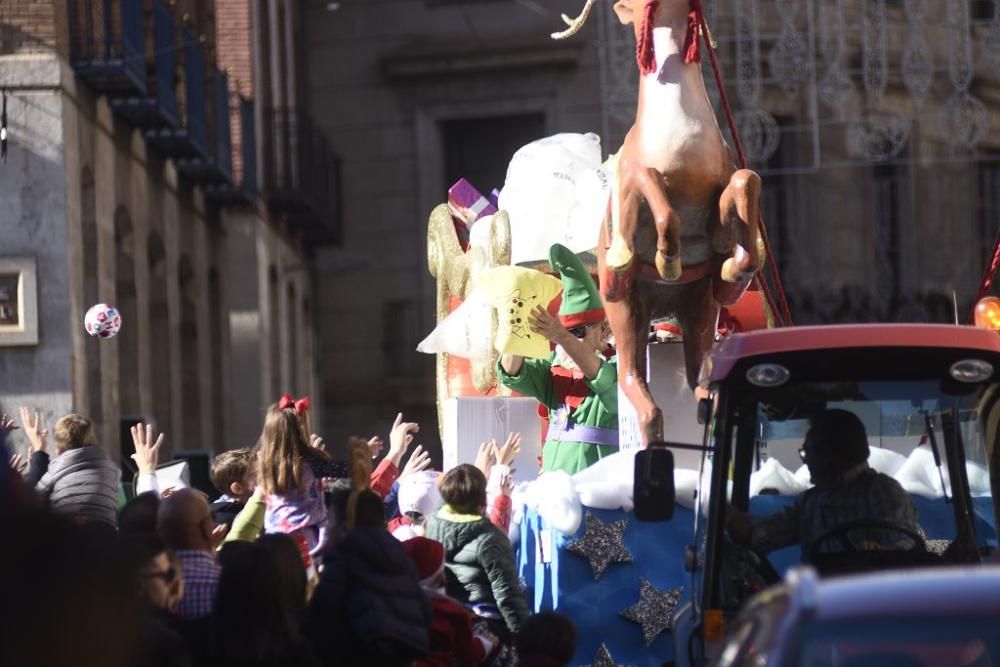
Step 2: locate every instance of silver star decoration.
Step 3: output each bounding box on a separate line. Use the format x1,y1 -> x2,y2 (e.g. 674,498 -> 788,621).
583,643 -> 635,667
619,578 -> 684,647
566,512 -> 632,580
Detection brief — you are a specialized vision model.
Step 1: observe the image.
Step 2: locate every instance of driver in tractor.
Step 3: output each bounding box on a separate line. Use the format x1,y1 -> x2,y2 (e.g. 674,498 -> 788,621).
727,409 -> 924,560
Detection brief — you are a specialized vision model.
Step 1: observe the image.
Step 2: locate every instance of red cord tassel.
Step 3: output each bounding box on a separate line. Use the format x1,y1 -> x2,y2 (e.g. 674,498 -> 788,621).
683,0 -> 703,64
636,0 -> 660,75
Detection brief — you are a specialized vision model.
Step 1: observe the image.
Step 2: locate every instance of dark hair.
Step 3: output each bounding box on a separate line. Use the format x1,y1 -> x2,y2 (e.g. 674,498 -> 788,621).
807,409 -> 870,471
118,532 -> 168,591
257,533 -> 308,623
210,448 -> 254,495
213,542 -> 308,664
119,492 -> 160,536
515,612 -> 579,664
439,464 -> 487,515
349,489 -> 387,529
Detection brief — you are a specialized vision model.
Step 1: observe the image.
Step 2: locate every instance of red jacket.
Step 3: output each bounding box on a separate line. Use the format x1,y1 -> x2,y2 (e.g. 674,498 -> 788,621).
416,592 -> 488,667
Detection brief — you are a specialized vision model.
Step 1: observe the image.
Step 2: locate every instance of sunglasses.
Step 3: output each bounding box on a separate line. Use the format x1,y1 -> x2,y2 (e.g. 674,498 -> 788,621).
143,566 -> 178,583
567,325 -> 589,339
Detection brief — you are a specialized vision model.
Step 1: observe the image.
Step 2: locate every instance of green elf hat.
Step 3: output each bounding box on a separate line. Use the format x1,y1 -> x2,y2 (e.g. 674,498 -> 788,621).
548,243 -> 605,327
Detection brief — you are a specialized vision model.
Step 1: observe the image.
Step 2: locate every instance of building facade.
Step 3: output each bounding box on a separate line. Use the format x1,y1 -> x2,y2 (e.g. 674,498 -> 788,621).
0,0 -> 337,472
304,0 -> 1000,458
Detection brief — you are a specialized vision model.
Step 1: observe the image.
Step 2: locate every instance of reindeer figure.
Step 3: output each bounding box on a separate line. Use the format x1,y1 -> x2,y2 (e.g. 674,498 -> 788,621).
554,0 -> 763,442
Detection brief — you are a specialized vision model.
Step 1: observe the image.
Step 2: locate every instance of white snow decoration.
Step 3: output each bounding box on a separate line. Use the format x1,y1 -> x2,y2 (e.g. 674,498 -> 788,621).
522,471 -> 583,536
895,445 -> 952,499
967,461 -> 991,497
749,458 -> 809,497
793,463 -> 813,488
867,447 -> 907,477
468,214 -> 493,250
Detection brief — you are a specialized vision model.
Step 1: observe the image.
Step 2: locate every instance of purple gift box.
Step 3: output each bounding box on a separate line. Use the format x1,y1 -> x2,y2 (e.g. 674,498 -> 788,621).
448,178 -> 498,226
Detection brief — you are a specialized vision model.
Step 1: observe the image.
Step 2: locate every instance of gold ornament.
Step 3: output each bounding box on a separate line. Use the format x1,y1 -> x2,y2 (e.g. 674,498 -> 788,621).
427,205 -> 512,440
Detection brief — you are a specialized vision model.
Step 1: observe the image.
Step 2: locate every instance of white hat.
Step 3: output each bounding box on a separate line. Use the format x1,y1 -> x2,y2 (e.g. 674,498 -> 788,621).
397,471 -> 442,518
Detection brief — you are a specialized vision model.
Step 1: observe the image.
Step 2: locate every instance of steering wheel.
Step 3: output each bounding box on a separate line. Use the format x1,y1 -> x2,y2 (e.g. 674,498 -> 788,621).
807,519 -> 926,563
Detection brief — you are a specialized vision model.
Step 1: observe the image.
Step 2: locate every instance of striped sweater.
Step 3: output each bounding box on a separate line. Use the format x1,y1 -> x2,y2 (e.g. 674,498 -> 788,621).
31,446 -> 120,528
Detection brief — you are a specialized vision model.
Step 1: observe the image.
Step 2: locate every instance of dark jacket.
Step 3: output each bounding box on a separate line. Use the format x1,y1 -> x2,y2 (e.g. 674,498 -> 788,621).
31,446 -> 120,528
306,527 -> 431,667
210,499 -> 245,530
425,506 -> 530,633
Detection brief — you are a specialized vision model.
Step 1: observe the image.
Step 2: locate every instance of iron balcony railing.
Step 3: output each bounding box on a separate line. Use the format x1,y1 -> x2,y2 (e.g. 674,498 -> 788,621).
109,0 -> 179,128
68,0 -> 146,95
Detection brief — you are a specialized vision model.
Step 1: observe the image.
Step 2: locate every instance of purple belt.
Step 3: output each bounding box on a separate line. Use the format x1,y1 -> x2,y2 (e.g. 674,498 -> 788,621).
549,410 -> 619,448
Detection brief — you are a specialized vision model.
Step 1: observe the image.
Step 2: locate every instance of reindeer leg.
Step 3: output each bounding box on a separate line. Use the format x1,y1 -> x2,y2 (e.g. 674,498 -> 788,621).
607,285 -> 662,443
718,169 -> 762,283
635,168 -> 682,281
603,183 -> 640,302
677,278 -> 719,390
606,170 -> 639,273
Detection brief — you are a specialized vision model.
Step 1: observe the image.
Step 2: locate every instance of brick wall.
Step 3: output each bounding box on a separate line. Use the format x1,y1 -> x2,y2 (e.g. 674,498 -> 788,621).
216,0 -> 252,186
0,0 -> 59,55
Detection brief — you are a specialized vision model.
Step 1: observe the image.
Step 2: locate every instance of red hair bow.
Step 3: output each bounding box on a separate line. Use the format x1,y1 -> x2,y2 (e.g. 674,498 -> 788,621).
278,393 -> 311,414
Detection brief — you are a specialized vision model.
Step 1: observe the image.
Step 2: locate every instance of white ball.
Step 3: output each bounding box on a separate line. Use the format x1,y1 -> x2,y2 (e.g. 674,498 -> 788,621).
84,303 -> 122,339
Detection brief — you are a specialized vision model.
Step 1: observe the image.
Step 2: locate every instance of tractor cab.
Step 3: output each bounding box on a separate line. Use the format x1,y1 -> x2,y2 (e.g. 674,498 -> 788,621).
669,324 -> 1000,665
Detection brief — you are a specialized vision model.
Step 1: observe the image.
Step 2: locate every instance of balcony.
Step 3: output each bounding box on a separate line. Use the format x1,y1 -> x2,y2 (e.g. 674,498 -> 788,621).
144,27 -> 207,159
109,0 -> 179,128
68,0 -> 146,95
206,94 -> 257,205
263,108 -> 342,245
176,68 -> 233,184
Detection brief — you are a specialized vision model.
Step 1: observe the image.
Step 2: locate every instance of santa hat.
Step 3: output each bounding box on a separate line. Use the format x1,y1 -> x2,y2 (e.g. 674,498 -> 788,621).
397,471 -> 442,518
402,536 -> 446,585
549,243 -> 604,328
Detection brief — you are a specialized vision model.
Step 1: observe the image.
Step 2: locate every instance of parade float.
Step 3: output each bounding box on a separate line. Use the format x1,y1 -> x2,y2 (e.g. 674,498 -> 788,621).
420,1 -> 999,665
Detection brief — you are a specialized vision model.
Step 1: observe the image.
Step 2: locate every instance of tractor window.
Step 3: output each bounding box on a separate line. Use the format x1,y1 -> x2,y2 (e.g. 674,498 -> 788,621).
716,379 -> 998,609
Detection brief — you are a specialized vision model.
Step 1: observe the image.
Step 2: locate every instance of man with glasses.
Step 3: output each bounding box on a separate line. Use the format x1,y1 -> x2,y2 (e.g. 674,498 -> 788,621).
498,244 -> 619,475
728,409 -> 922,559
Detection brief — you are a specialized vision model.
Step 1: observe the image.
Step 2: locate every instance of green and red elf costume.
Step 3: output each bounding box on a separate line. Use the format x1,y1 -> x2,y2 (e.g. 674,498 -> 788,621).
496,244 -> 619,476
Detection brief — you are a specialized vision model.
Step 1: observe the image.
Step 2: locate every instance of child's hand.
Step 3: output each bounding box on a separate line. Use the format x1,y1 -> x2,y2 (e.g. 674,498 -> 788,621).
498,467 -> 515,497
496,432 -> 521,467
309,434 -> 327,452
474,439 -> 497,479
8,453 -> 26,477
1,413 -> 18,434
400,445 -> 431,479
18,407 -> 48,453
130,423 -> 165,475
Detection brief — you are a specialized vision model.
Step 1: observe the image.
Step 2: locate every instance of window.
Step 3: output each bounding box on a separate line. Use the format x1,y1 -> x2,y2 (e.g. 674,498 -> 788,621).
441,114 -> 545,195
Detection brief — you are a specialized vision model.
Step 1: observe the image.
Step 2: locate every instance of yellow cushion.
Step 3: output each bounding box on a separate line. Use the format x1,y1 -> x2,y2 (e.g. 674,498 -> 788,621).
476,266 -> 563,359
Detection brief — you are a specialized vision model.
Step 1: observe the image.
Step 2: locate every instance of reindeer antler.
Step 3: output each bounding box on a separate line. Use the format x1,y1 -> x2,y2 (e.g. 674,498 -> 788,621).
551,0 -> 598,40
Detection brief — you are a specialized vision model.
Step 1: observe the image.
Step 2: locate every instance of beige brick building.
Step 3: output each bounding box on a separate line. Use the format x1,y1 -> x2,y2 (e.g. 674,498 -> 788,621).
0,0 -> 337,484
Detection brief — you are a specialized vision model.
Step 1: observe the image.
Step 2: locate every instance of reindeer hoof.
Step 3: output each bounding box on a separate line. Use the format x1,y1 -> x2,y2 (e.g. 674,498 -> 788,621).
721,245 -> 753,283
606,235 -> 635,272
656,251 -> 682,281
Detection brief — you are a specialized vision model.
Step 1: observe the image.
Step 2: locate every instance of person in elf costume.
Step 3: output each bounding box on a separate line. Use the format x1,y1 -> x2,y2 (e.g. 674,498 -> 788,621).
497,243 -> 618,476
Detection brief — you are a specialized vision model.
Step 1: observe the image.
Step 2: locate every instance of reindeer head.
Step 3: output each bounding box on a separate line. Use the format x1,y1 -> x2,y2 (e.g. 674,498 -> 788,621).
553,0 -> 703,76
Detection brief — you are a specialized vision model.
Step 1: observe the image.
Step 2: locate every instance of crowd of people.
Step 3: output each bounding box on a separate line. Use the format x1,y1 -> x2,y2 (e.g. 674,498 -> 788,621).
0,401 -> 579,667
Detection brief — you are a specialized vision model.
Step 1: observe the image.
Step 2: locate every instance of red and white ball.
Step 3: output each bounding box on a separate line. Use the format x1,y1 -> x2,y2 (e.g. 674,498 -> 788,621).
84,303 -> 122,339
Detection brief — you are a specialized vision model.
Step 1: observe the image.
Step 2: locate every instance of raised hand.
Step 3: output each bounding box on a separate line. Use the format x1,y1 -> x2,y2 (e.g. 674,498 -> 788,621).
130,423 -> 165,475
18,407 -> 48,453
474,439 -> 498,479
400,445 -> 432,479
310,433 -> 327,452
8,453 -> 27,477
495,432 -> 522,467
366,435 -> 384,460
498,467 -> 515,497
527,305 -> 567,342
1,413 -> 18,434
386,412 -> 419,467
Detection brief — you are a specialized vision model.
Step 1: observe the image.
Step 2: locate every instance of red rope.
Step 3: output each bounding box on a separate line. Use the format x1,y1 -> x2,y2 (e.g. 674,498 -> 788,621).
695,7 -> 793,327
636,1 -> 661,75
971,228 -> 1000,323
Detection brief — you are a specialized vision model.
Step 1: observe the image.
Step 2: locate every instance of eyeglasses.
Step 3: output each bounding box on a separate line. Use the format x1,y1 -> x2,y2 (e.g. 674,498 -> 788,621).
567,325 -> 588,339
142,566 -> 178,583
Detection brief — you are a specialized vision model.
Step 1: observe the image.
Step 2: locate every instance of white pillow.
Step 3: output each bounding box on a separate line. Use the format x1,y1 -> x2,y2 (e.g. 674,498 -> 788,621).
415,289 -> 494,361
